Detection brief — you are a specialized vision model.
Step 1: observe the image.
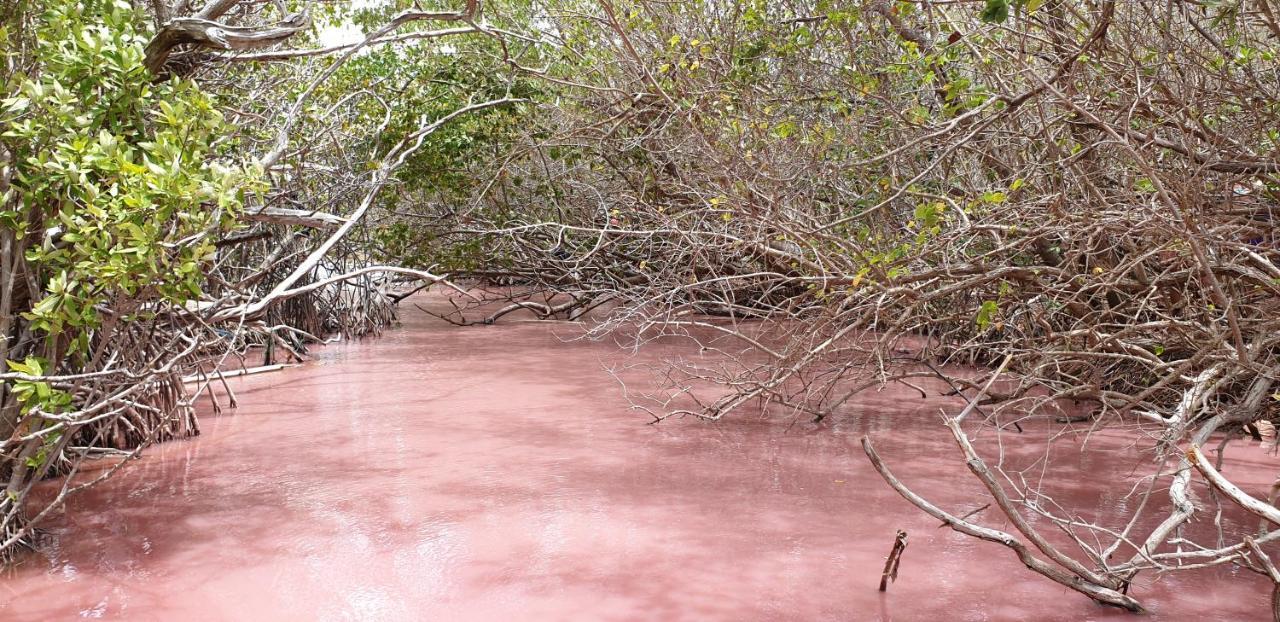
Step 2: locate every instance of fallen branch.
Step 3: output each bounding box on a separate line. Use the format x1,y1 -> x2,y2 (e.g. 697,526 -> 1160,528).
861,436 -> 1143,612
1188,444 -> 1280,528
181,364 -> 292,384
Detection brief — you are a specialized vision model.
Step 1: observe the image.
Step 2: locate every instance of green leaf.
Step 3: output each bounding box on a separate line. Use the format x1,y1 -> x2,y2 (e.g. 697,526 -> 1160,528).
976,300 -> 999,329
982,0 -> 1011,23
914,201 -> 942,228
6,360 -> 34,375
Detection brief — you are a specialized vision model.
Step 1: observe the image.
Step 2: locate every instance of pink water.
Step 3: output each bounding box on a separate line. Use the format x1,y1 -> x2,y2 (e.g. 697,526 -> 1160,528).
0,298 -> 1272,620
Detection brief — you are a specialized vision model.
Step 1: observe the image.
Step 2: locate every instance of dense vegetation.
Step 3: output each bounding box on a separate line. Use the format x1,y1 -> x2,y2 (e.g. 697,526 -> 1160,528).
3,0 -> 1280,615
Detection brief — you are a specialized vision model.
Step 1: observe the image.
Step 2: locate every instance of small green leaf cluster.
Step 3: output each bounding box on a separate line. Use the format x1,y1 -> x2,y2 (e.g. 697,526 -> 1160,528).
4,357 -> 70,413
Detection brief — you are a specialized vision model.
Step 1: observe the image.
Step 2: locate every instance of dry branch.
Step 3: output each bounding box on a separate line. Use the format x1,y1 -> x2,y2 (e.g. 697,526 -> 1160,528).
862,437 -> 1143,612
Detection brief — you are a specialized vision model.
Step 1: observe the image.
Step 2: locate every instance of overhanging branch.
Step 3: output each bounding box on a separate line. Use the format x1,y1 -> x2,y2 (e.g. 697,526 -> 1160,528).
242,207 -> 345,229
144,11 -> 310,75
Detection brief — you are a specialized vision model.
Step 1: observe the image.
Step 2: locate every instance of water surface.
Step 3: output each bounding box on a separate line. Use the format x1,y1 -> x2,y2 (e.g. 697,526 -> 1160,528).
0,298 -> 1271,620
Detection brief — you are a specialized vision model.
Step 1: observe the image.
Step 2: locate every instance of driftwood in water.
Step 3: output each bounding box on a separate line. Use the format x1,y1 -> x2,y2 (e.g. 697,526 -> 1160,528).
878,529 -> 908,591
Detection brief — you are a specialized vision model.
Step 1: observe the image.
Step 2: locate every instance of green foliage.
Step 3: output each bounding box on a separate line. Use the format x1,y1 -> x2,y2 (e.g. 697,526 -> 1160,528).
981,0 -> 1010,24
5,357 -> 70,413
982,0 -> 1046,22
293,4 -> 544,272
0,0 -> 260,380
975,300 -> 999,330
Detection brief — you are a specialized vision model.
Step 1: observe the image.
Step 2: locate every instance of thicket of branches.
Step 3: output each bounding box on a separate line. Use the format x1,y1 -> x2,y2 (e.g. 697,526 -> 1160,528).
387,0 -> 1280,614
3,0 -> 1280,616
